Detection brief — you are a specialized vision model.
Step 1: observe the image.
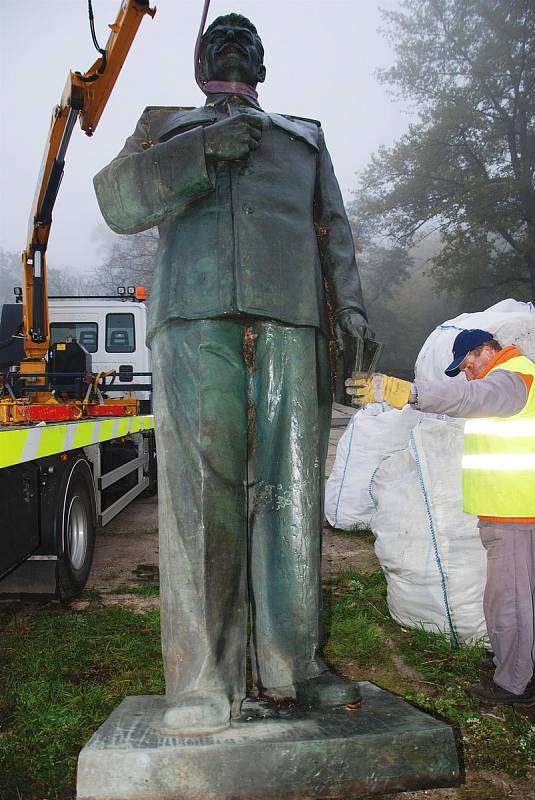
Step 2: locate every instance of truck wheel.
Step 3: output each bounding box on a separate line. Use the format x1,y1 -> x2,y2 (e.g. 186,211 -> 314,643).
57,461 -> 96,600
142,431 -> 158,497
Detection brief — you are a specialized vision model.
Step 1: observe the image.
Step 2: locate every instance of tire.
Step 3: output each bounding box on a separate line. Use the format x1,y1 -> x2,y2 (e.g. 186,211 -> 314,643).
142,431 -> 158,497
57,460 -> 96,600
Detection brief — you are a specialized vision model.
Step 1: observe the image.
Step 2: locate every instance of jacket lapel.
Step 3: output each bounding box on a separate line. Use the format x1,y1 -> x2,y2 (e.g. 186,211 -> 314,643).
268,114 -> 319,151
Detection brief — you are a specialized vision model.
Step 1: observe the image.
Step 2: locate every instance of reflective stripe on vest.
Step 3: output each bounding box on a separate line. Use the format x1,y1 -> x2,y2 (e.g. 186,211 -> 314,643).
462,355 -> 535,517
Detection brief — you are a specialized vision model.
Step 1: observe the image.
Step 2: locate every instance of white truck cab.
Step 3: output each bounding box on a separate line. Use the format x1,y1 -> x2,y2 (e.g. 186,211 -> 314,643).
48,291 -> 151,404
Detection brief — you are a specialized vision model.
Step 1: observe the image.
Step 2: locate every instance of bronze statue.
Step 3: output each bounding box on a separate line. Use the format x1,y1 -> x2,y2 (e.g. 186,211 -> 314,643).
94,13 -> 368,734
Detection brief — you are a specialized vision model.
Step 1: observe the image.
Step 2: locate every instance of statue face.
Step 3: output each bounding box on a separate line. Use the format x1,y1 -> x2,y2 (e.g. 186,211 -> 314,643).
202,21 -> 266,86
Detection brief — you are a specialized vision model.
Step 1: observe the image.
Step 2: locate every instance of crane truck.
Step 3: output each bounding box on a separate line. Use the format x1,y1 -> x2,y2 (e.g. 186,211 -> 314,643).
0,0 -> 156,600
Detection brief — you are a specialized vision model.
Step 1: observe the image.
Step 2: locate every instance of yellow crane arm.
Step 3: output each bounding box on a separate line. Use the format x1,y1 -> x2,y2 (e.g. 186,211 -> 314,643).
21,0 -> 155,365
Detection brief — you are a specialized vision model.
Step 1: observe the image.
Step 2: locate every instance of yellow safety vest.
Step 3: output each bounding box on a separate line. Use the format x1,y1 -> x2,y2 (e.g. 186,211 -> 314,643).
462,355 -> 535,517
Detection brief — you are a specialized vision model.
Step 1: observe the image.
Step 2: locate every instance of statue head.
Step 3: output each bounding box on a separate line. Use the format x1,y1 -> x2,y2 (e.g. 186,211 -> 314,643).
199,13 -> 266,89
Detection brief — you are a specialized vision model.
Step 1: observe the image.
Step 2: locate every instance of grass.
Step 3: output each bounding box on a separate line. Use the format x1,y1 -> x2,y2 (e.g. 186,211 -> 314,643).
322,570 -> 391,666
0,602 -> 163,800
0,569 -> 533,798
322,571 -> 535,782
347,524 -> 376,542
79,587 -> 101,601
115,582 -> 160,597
399,627 -> 535,777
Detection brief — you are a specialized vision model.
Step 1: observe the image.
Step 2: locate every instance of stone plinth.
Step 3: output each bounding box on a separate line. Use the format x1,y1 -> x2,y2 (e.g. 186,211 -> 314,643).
77,682 -> 460,800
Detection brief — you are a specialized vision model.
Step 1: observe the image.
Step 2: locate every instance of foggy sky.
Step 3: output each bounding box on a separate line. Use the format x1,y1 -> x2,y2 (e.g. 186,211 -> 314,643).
0,0 -> 410,275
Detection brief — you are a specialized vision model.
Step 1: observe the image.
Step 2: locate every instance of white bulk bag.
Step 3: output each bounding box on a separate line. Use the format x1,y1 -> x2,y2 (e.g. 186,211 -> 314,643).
415,299 -> 535,387
370,416 -> 487,644
325,404 -> 423,530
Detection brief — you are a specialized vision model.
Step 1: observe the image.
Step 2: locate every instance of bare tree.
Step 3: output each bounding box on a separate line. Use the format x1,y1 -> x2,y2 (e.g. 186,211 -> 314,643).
91,229 -> 158,296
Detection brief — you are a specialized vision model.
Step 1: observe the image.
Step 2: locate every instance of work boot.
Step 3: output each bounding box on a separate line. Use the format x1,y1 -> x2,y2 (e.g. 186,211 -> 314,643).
474,655 -> 496,672
160,690 -> 231,735
466,679 -> 535,707
263,671 -> 361,707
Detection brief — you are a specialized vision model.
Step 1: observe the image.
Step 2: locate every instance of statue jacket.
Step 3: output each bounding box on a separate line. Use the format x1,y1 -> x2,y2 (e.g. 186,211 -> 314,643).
93,97 -> 366,343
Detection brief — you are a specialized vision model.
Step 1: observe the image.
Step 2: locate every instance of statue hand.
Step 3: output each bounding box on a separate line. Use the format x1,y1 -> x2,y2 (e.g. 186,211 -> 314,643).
334,310 -> 368,354
204,114 -> 262,161
333,310 -> 372,406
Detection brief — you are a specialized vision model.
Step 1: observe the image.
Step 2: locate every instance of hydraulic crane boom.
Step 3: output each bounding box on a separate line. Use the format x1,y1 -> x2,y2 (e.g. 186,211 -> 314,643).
21,0 -> 155,368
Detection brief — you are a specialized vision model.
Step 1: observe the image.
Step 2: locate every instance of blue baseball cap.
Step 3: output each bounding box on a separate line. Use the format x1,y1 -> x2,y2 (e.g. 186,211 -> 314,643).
445,329 -> 494,377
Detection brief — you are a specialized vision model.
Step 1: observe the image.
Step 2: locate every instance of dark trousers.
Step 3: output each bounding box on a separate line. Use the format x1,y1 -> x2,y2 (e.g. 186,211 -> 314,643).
151,318 -> 332,711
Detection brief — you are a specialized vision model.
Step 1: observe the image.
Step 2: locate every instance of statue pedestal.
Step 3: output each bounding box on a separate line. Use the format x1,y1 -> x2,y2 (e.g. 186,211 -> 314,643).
77,682 -> 460,799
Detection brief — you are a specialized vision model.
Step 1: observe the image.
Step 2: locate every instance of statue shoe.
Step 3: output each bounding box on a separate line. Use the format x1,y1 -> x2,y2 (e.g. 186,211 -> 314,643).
295,672 -> 361,707
161,691 -> 231,735
264,671 -> 361,708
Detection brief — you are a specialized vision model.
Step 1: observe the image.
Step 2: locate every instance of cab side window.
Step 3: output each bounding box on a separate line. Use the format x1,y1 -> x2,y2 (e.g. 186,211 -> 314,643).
106,313 -> 135,353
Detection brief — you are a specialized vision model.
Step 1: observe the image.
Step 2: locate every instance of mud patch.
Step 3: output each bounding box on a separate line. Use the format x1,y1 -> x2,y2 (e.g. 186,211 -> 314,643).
383,770 -> 535,800
321,526 -> 379,577
243,324 -> 258,448
100,594 -> 160,613
85,496 -> 159,612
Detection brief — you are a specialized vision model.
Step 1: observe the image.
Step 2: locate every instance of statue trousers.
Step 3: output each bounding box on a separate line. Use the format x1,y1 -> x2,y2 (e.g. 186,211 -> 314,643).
151,317 -> 332,712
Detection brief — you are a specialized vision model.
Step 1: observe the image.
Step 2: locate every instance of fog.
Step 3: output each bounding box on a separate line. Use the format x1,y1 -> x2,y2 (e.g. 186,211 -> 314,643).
0,0 -> 410,274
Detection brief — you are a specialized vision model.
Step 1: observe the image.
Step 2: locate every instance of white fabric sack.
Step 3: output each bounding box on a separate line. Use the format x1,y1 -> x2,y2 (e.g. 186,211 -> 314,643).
415,298 -> 535,387
325,404 -> 423,530
370,416 -> 487,644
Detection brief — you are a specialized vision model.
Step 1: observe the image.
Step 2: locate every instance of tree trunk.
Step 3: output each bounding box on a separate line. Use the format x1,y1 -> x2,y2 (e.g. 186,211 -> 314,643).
527,252 -> 535,303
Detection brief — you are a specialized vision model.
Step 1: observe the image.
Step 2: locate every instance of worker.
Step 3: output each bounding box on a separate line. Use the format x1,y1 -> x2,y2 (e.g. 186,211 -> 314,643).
94,13 -> 367,734
346,328 -> 535,707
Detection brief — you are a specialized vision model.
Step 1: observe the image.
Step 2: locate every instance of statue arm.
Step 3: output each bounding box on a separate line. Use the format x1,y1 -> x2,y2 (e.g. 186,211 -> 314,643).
315,129 -> 370,400
93,109 -> 215,234
315,128 -> 367,328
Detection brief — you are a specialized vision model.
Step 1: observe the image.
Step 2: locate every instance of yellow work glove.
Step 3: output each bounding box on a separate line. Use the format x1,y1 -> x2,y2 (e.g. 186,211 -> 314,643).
345,373 -> 412,409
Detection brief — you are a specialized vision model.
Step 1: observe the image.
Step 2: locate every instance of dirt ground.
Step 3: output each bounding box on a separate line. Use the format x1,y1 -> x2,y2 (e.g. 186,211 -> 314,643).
82,405 -> 373,604
81,494 -> 160,611
83,497 -> 376,600
77,408 -> 534,800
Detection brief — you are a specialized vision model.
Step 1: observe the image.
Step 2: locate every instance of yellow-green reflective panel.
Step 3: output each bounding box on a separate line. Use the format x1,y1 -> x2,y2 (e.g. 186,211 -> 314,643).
462,454 -> 535,470
464,419 -> 535,437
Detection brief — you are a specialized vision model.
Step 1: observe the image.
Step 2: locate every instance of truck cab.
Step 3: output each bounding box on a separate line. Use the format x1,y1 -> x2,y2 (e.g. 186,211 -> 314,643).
0,288 -> 156,599
48,290 -> 151,408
